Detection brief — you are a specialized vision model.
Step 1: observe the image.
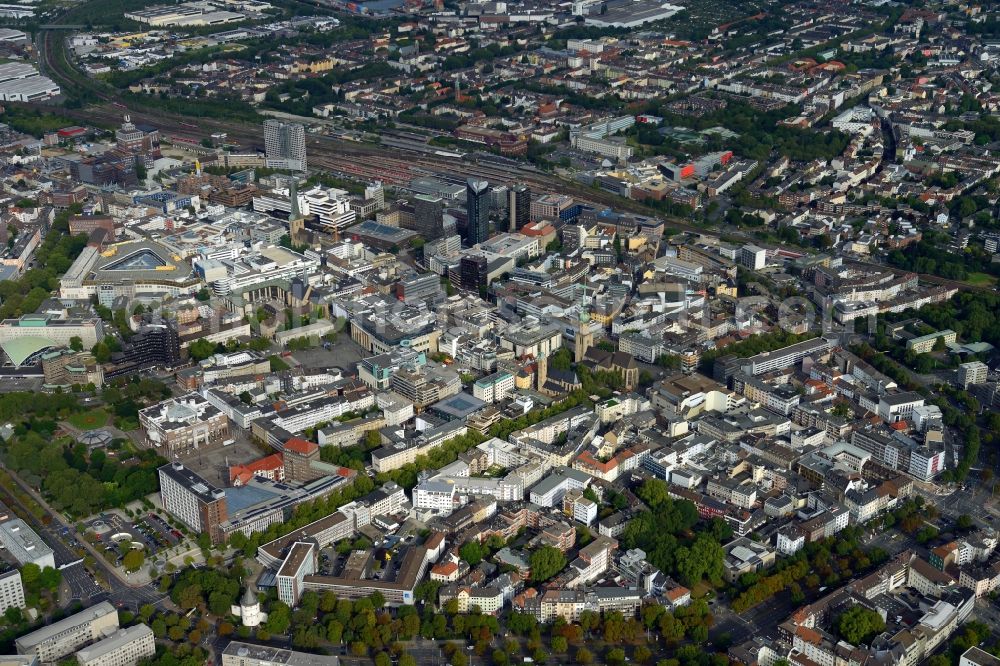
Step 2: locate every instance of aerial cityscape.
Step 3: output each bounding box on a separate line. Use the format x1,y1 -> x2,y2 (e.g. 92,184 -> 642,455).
0,0 -> 1000,665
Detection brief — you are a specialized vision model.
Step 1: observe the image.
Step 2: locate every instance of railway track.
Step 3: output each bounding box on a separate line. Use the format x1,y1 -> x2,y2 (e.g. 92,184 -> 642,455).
21,78 -> 997,296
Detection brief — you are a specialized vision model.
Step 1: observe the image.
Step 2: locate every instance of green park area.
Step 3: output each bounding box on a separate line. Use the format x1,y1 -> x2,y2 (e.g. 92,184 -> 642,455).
68,409 -> 110,431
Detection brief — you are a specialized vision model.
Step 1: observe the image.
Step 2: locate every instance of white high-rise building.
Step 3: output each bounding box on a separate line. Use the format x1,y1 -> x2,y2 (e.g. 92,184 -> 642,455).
366,181 -> 385,210
958,361 -> 988,389
0,570 -> 25,615
263,120 -> 306,172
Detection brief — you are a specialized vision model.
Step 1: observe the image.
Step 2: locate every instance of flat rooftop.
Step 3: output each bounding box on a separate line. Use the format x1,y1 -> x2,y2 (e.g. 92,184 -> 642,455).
223,641 -> 339,666
15,601 -> 117,651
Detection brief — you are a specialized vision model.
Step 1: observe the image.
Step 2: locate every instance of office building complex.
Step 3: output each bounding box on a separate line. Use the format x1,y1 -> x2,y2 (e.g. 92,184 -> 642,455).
15,602 -> 119,662
726,336 -> 835,378
276,542 -> 318,606
264,120 -> 306,172
0,315 -> 104,368
106,320 -> 181,378
75,624 -> 155,666
139,393 -> 230,453
40,349 -> 104,388
158,462 -> 228,544
465,178 -> 490,246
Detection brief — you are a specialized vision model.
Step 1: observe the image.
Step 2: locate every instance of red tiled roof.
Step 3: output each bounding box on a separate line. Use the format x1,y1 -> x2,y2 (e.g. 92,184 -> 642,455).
284,437 -> 318,455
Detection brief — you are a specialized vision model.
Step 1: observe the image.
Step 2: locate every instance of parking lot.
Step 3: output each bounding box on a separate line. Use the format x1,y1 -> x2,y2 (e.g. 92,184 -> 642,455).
287,335 -> 369,374
88,510 -> 180,566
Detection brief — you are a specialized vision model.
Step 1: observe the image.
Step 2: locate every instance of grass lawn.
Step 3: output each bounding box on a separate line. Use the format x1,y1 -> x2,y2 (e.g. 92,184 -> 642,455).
691,580 -> 713,599
965,272 -> 997,287
67,409 -> 109,431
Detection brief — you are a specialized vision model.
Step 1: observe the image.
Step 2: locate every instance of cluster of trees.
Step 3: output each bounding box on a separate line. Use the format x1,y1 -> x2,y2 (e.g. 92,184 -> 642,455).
101,379 -> 173,431
19,563 -> 61,608
731,526 -> 888,612
529,545 -> 567,582
0,391 -> 84,423
835,606 -> 886,646
168,562 -> 245,615
458,535 -> 505,567
137,91 -> 261,123
906,290 -> 1000,348
3,429 -> 164,517
633,98 -> 851,162
621,480 -> 727,588
887,241 -> 974,281
0,107 -> 81,138
935,393 -> 981,484
261,62 -> 395,116
147,608 -> 214,645
155,575 -> 736,666
272,589 -> 502,657
925,621 -> 998,666
503,598 -> 720,665
441,42 -> 523,71
943,113 -> 1000,145
882,495 -> 946,540
0,209 -> 88,320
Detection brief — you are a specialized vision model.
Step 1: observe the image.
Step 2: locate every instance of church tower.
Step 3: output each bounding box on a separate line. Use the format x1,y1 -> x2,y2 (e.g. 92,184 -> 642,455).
288,179 -> 305,244
574,294 -> 593,363
535,352 -> 547,391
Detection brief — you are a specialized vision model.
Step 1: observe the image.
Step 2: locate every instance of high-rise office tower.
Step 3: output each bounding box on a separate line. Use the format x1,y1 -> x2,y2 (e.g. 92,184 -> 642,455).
508,184 -> 530,232
413,193 -> 445,240
465,178 -> 490,246
263,120 -> 306,172
366,181 -> 385,211
459,254 -> 488,293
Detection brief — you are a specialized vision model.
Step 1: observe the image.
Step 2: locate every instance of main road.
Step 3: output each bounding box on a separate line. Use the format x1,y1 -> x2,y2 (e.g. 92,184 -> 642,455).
0,467 -> 170,610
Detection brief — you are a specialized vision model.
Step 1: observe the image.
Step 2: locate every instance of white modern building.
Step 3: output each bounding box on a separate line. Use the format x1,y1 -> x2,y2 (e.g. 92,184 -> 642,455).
472,371 -> 515,403
0,519 -> 55,569
302,187 -> 356,232
15,602 -> 119,662
877,392 -> 925,424
75,624 -> 155,666
740,244 -> 767,271
413,480 -> 457,513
